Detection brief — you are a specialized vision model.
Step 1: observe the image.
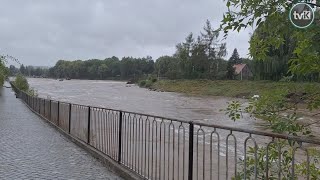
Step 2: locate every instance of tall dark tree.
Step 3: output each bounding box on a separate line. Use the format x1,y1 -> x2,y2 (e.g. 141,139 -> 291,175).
174,20 -> 227,79
20,64 -> 26,75
226,48 -> 241,80
9,65 -> 18,76
229,48 -> 241,64
226,61 -> 235,80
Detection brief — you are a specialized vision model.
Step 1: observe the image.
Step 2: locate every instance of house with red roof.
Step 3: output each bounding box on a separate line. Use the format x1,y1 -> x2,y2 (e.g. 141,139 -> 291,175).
232,64 -> 253,80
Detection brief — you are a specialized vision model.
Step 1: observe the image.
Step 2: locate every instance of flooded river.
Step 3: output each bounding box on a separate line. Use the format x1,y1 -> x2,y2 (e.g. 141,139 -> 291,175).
26,78 -> 319,179
28,78 -> 255,129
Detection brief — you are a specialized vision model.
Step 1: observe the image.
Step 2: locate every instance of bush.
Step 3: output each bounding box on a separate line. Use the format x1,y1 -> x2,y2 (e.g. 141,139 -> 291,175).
0,60 -> 8,86
14,74 -> 29,91
145,80 -> 153,88
151,78 -> 157,83
28,87 -> 38,97
139,79 -> 154,88
13,74 -> 38,97
139,80 -> 146,87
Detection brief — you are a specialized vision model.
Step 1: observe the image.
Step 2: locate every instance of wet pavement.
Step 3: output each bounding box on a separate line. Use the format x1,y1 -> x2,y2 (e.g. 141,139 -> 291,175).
0,84 -> 122,180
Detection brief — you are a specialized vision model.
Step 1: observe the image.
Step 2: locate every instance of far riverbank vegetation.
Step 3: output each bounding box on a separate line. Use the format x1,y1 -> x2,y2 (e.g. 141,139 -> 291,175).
8,20 -> 319,99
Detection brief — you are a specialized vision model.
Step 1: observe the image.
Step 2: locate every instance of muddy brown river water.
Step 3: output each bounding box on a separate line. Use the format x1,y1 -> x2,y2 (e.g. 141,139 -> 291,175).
25,78 -> 319,179
28,78 -> 257,129
25,78 -> 261,179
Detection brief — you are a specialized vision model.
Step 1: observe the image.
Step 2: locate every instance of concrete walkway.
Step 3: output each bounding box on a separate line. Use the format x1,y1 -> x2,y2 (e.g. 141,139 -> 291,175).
0,84 -> 122,180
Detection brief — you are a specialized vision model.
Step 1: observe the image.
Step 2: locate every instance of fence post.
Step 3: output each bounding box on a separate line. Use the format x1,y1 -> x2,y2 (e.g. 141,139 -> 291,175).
49,100 -> 52,121
69,103 -> 72,134
118,111 -> 123,163
44,99 -> 46,117
188,122 -> 194,180
38,98 -> 40,114
87,106 -> 91,144
57,101 -> 60,127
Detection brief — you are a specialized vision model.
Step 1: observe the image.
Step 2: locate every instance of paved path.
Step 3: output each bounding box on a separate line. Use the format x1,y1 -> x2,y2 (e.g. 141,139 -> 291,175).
0,84 -> 122,180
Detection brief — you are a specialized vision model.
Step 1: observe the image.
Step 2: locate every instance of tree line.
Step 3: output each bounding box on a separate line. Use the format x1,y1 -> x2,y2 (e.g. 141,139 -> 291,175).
9,19 -> 320,82
10,21 -> 246,81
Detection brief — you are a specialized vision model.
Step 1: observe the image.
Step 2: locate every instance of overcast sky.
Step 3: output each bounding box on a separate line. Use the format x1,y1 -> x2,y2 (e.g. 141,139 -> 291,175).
0,0 -> 253,67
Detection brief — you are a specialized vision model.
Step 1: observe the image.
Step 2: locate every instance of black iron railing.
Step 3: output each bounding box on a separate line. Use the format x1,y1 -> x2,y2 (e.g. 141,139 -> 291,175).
10,82 -> 320,180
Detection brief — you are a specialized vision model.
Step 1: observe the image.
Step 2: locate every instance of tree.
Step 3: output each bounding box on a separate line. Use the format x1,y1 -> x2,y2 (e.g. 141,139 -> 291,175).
155,56 -> 180,79
221,0 -> 320,75
226,61 -> 235,80
222,1 -> 320,178
14,73 -> 29,91
44,21 -> 229,81
48,56 -> 156,80
225,48 -> 241,80
20,64 -> 26,75
229,48 -> 241,64
97,64 -> 109,79
0,57 -> 7,86
236,8 -> 320,81
175,33 -> 194,78
174,20 -> 227,79
9,65 -> 18,76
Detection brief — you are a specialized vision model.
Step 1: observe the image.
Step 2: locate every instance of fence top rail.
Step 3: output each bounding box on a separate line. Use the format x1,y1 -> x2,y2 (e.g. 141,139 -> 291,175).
12,83 -> 320,146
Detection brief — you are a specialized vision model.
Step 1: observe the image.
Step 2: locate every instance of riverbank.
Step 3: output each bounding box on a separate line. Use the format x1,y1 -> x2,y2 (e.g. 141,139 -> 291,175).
150,80 -> 320,98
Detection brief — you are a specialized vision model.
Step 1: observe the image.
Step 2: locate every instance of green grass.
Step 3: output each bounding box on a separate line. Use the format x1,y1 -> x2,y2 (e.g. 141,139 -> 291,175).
151,80 -> 320,98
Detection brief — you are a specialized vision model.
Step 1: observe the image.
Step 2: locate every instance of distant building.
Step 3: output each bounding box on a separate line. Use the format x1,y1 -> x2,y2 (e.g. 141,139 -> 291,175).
233,64 -> 253,80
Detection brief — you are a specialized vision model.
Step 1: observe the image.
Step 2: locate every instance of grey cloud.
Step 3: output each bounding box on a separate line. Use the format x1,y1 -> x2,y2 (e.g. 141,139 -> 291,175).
0,0 -> 252,67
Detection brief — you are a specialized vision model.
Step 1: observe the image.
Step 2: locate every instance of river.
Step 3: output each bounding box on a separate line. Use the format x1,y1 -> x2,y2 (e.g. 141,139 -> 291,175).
26,78 -> 319,179
27,78 -> 257,129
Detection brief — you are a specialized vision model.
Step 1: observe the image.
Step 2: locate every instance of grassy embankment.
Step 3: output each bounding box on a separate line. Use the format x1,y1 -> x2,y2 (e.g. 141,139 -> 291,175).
148,80 -> 320,98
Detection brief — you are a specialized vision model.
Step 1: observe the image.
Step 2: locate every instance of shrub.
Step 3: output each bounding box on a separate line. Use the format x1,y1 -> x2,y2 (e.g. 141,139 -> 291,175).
224,87 -> 320,179
151,78 -> 157,83
145,80 -> 153,88
28,87 -> 38,97
0,60 -> 8,86
139,80 -> 146,87
14,74 -> 29,91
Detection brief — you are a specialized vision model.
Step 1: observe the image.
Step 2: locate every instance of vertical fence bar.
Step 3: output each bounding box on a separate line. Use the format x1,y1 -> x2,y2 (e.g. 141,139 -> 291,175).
188,122 -> 194,180
57,101 -> 60,127
87,106 -> 91,144
69,103 -> 72,134
49,100 -> 52,121
43,99 -> 46,117
118,111 -> 123,163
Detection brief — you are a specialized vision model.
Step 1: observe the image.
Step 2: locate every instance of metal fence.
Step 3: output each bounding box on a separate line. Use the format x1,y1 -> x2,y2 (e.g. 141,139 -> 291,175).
11,83 -> 320,180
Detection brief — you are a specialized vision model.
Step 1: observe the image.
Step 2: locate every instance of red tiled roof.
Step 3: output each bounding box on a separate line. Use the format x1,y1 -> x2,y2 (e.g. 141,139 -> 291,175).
233,64 -> 246,74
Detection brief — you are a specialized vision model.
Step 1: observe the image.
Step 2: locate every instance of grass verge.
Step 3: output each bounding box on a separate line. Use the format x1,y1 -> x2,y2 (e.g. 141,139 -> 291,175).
151,79 -> 320,98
